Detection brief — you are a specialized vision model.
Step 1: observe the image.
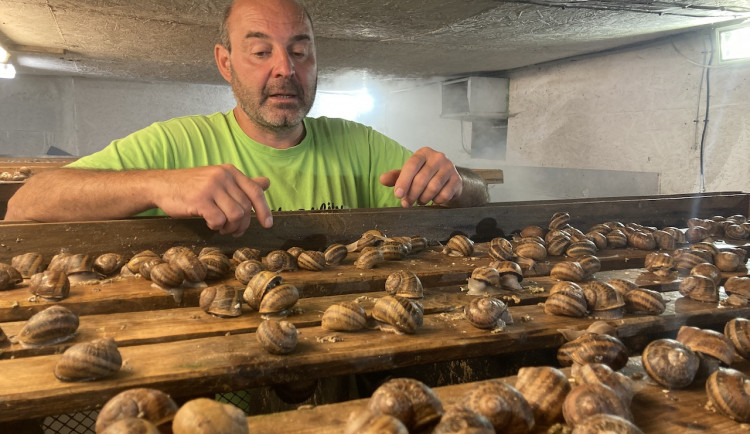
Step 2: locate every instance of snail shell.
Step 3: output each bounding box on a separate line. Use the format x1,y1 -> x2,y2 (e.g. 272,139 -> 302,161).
126,250 -> 160,274
676,325 -> 735,366
345,410 -> 408,434
662,226 -> 686,243
624,287 -> 666,315
686,225 -> 710,243
321,301 -> 367,331
706,368 -> 750,423
606,279 -> 639,297
725,224 -> 749,240
725,276 -> 750,298
199,285 -> 244,318
725,318 -> 750,360
546,230 -> 572,256
627,231 -> 656,250
95,388 -> 179,433
690,262 -> 722,286
28,270 -> 70,301
549,212 -> 571,230
578,255 -> 601,277
11,252 -> 45,278
324,244 -> 348,265
170,251 -> 207,283
385,270 -> 423,299
585,231 -> 608,250
605,230 -> 628,248
138,257 -> 164,281
674,248 -> 713,273
464,296 -> 508,330
520,225 -> 547,239
256,319 -> 298,355
381,240 -> 408,260
461,379 -> 535,433
442,234 -> 474,257
495,261 -> 523,290
557,333 -> 629,371
544,282 -> 587,317
367,377 -> 443,431
287,246 -> 305,259
679,275 -> 719,303
93,253 -> 127,276
258,283 -> 299,315
515,366 -> 570,424
244,270 -> 282,310
349,229 -> 386,252
197,247 -> 223,258
354,247 -> 384,270
515,240 -> 547,261
17,305 -> 79,347
644,252 -> 675,278
149,262 -> 185,288
467,266 -> 500,294
409,236 -> 428,254
233,247 -> 261,263
642,338 -> 699,388
262,250 -> 297,272
716,251 -> 741,272
562,383 -> 633,426
54,337 -> 122,382
390,237 -> 414,255
297,250 -> 327,271
172,397 -> 249,434
99,417 -> 160,434
652,229 -> 677,250
432,407 -> 494,434
372,295 -> 423,334
488,237 -> 514,261
47,252 -> 73,273
200,252 -> 232,280
234,259 -> 263,285
0,263 -> 22,290
566,239 -> 597,258
550,261 -> 586,282
161,246 -> 193,264
581,281 -> 625,319
571,363 -> 634,404
571,414 -> 644,434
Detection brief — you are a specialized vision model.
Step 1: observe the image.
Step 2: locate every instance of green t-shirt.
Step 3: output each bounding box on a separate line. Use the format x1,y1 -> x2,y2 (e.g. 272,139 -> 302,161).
66,111 -> 413,214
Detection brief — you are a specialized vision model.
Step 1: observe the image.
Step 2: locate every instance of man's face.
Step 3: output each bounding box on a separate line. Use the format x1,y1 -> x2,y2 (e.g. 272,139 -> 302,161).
225,0 -> 317,133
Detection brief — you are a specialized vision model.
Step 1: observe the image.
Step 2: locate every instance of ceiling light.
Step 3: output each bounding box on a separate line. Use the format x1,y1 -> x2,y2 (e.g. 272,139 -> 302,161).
0,63 -> 16,79
0,44 -> 8,63
717,23 -> 750,63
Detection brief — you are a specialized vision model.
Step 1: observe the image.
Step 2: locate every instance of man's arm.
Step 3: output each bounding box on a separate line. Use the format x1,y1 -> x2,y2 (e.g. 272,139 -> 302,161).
5,165 -> 274,236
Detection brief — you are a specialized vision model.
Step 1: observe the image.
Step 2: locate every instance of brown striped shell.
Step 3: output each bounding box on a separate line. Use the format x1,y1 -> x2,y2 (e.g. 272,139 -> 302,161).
725,318 -> 750,360
169,251 -> 206,283
200,252 -> 232,280
652,229 -> 677,250
627,231 -> 656,250
686,225 -> 710,243
0,263 -> 22,291
385,270 -> 423,299
233,247 -> 261,263
605,230 -> 628,248
93,253 -> 127,276
28,270 -> 70,301
244,270 -> 282,310
47,252 -> 73,273
95,388 -> 179,433
515,366 -> 570,424
674,248 -> 712,272
470,266 -> 500,287
566,239 -> 597,258
54,337 -> 122,382
354,247 -> 384,270
585,231 -> 608,250
409,236 -> 428,254
321,301 -> 367,331
297,250 -> 326,271
345,411 -> 408,434
544,283 -> 588,318
161,246 -> 193,264
262,250 -> 297,272
381,240 -> 408,260
286,246 -> 305,259
324,244 -> 348,265
350,230 -> 386,252
258,283 -> 299,315
256,319 -> 298,355
644,252 -> 675,276
557,333 -> 629,371
12,252 -> 45,278
663,226 -> 686,243
624,287 -> 666,315
546,230 -> 572,256
126,250 -> 160,274
372,295 -> 423,334
432,407 -> 493,434
606,279 -> 639,297
676,325 -> 735,366
514,240 -> 547,261
138,257 -> 164,281
562,383 -> 633,426
550,261 -> 586,282
725,276 -> 750,298
172,398 -> 249,434
678,275 -> 719,303
389,237 -> 413,255
549,212 -> 571,230
99,418 -> 160,434
199,285 -> 244,318
488,237 -> 514,261
578,255 -> 601,277
570,363 -> 634,404
581,281 -> 625,319
571,414 -> 643,434
366,377 -> 443,432
461,379 -> 535,433
642,338 -> 699,389
234,259 -> 263,285
442,234 -> 474,257
725,224 -> 749,240
716,251 -> 741,272
690,262 -> 722,286
706,368 -> 750,423
149,263 -> 185,288
464,297 -> 508,330
17,305 -> 80,347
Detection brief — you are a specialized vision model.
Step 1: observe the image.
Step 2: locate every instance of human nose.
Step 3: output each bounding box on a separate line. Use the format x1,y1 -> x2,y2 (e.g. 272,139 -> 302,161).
272,51 -> 295,77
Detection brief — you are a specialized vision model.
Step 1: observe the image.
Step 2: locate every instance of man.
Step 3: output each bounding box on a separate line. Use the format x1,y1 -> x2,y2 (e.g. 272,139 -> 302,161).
6,0 -> 488,235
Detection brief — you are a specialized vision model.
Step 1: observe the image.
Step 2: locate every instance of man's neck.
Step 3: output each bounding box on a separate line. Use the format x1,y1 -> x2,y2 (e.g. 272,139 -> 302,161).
233,106 -> 306,150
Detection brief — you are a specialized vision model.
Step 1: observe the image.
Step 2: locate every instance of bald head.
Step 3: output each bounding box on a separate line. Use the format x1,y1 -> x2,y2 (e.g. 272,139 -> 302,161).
219,0 -> 312,52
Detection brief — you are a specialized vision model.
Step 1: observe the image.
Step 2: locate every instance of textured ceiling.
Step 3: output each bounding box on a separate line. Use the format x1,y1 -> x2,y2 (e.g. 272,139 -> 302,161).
1,0 -> 749,84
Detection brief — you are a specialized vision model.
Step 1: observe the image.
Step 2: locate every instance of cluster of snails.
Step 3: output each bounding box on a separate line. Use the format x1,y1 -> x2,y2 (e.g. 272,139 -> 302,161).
674,245 -> 747,304
95,388 -> 248,434
467,262 -> 524,293
544,279 -> 665,319
321,270 -> 424,334
0,166 -> 32,181
346,230 -> 428,269
686,215 -> 750,242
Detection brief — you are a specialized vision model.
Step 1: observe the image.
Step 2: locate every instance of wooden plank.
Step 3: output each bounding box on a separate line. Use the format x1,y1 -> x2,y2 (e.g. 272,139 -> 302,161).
473,168 -> 504,184
0,291 -> 747,422
246,357 -> 750,433
1,192 -> 747,260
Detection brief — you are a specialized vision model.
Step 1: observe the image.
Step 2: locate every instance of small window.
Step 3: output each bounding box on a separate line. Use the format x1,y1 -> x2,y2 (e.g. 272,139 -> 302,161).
716,23 -> 750,64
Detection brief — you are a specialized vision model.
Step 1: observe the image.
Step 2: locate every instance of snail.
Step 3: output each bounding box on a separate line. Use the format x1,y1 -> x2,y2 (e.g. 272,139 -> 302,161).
605,230 -> 628,248
546,230 -> 572,256
725,318 -> 750,360
169,250 -> 207,284
286,246 -> 305,259
623,287 -> 666,315
233,247 -> 261,263
571,414 -> 644,434
381,240 -> 409,260
606,279 -> 639,297
627,230 -> 656,250
706,368 -> 750,423
550,261 -> 586,282
570,363 -> 634,404
562,383 -> 633,426
28,269 -> 70,301
385,270 -> 423,299
581,281 -> 625,319
63,253 -> 98,283
354,246 -> 384,270
686,225 -> 710,243
244,270 -> 282,310
54,337 -> 122,382
344,410 -> 408,434
565,227 -> 588,242
93,253 -> 127,277
262,250 -> 297,272
673,248 -> 712,273
257,283 -> 299,317
200,252 -> 232,280
662,226 -> 686,243
652,229 -> 677,250
715,251 -> 741,272
585,231 -> 608,250
558,321 -> 616,342
676,325 -> 735,366
432,407 -> 494,434
557,332 -> 629,371
442,234 -> 474,257
549,211 -> 571,230
690,262 -> 722,286
678,275 -> 719,303
234,260 -> 263,285
409,235 -> 429,254
515,365 -> 570,424
172,398 -> 249,434
199,285 -> 244,318
347,229 -> 386,252
321,301 -> 368,331
466,266 -> 500,295
725,276 -> 750,298
0,263 -> 22,291
644,252 -> 676,279
138,257 -> 164,281
11,252 -> 45,278
488,237 -> 514,261
725,224 -> 749,240
641,338 -> 699,389
464,296 -> 511,330
460,379 -> 535,433
47,252 -> 73,273
389,237 -> 414,255
366,377 -> 443,432
566,239 -> 597,258
578,255 -> 601,278
324,243 -> 348,265
126,250 -> 160,274
520,225 -> 547,239
544,282 -> 588,317
297,250 -> 327,271
149,262 -> 185,289
161,246 -> 193,264
691,241 -> 719,259
99,417 -> 160,434
256,319 -> 298,355
372,295 -> 423,334
495,261 -> 524,291
95,388 -> 178,433
515,239 -> 547,261
16,305 -> 80,347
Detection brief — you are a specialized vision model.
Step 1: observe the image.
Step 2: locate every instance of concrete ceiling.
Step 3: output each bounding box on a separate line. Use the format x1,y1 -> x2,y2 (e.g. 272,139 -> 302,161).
1,0 -> 750,84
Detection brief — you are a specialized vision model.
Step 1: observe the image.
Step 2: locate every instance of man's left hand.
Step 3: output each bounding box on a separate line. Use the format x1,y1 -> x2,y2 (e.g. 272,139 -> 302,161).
379,147 -> 463,207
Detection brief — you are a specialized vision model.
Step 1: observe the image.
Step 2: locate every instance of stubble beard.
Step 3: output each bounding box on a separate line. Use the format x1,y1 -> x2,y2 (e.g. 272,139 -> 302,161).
231,66 -> 317,134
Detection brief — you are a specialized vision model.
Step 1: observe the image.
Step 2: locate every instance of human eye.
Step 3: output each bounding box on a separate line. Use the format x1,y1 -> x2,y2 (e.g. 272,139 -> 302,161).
290,43 -> 309,59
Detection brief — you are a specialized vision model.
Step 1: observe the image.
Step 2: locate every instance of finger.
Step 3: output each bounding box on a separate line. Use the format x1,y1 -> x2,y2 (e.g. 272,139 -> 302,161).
236,175 -> 274,229
403,163 -> 438,206
422,168 -> 461,205
379,170 -> 400,188
210,187 -> 247,235
394,154 -> 427,202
